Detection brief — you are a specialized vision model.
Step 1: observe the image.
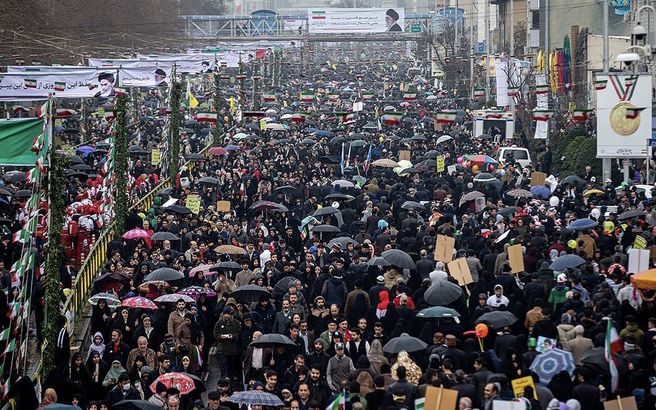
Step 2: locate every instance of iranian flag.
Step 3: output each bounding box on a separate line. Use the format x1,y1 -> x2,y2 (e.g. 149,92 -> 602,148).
535,84 -> 549,94
595,79 -> 608,90
336,112 -> 355,123
435,111 -> 457,124
533,110 -> 554,121
300,92 -> 315,103
115,87 -> 128,96
31,133 -> 45,153
507,86 -> 519,96
54,82 -> 66,92
626,107 -> 646,119
485,113 -> 503,119
56,108 -> 76,118
362,92 -> 374,100
24,79 -> 37,89
262,93 -> 277,102
25,168 -> 40,184
196,112 -> 218,123
325,392 -> 345,410
572,109 -> 593,122
104,111 -> 116,121
605,318 -> 622,392
311,10 -> 327,19
473,88 -> 485,98
624,75 -> 638,87
381,112 -> 403,126
236,74 -> 246,80
402,93 -> 417,101
291,112 -> 310,123
243,111 -> 266,119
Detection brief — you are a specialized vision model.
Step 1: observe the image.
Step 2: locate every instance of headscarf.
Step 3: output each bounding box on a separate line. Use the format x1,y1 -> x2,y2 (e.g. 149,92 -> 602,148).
376,290 -> 389,317
391,350 -> 422,385
38,388 -> 58,408
103,360 -> 127,385
367,339 -> 389,376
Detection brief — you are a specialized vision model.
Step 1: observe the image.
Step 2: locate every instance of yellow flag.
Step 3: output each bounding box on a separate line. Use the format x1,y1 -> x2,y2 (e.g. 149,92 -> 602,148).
229,97 -> 236,113
260,119 -> 267,131
187,89 -> 199,109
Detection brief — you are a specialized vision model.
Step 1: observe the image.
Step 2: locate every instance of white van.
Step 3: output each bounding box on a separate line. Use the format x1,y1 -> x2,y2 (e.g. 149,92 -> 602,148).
498,147 -> 532,168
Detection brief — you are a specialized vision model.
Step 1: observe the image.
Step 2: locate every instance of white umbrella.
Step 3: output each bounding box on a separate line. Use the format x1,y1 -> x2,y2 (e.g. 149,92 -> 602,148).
266,123 -> 287,131
437,135 -> 453,144
394,159 -> 413,175
280,113 -> 293,120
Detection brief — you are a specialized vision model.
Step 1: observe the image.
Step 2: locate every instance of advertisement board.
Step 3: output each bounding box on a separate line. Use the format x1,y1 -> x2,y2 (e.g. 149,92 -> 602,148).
307,8 -> 405,33
596,74 -> 652,158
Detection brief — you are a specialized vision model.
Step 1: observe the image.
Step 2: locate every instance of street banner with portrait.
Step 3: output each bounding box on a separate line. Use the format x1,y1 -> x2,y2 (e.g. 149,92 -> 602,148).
118,67 -> 172,88
0,70 -> 119,100
596,74 -> 652,158
307,8 -> 405,33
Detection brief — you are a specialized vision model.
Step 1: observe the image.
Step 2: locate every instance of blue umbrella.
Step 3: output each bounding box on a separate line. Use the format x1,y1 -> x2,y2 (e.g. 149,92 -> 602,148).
54,125 -> 65,132
224,145 -> 240,151
550,254 -> 586,271
530,185 -> 551,199
228,391 -> 285,406
77,146 -> 95,153
315,130 -> 333,137
569,218 -> 598,230
529,348 -> 575,384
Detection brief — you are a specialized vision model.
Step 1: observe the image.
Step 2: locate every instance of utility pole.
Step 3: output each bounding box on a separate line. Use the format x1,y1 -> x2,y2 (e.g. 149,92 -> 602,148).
601,0 -> 612,183
485,0 -> 491,103
470,3 -> 475,100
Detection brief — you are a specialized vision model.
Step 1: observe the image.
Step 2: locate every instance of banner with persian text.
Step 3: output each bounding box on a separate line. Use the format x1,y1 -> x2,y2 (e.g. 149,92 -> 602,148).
307,8 -> 405,33
0,70 -> 119,100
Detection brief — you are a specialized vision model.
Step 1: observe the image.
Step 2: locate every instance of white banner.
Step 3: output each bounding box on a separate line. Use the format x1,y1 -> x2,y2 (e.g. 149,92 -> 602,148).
7,65 -> 97,73
307,8 -> 405,33
495,60 -> 509,107
0,70 -> 119,100
533,74 -> 549,140
596,74 -> 652,158
118,67 -> 172,87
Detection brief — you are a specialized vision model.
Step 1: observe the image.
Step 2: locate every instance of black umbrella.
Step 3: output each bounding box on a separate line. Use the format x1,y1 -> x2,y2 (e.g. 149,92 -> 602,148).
70,163 -> 92,171
197,176 -> 219,185
0,188 -> 12,197
580,347 -> 628,375
211,261 -> 242,272
559,175 -> 586,186
144,267 -> 184,282
381,249 -> 415,270
313,207 -> 340,217
311,224 -> 341,233
275,185 -> 297,194
367,256 -> 391,267
401,201 -> 425,211
325,193 -> 355,201
111,400 -> 162,410
273,276 -> 299,299
327,237 -> 358,248
424,280 -> 463,306
186,153 -> 207,161
166,204 -> 192,215
475,311 -> 519,328
14,190 -> 31,198
150,231 -> 180,241
250,333 -> 296,348
383,333 -> 428,354
618,210 -> 646,220
94,272 -> 130,285
3,171 -> 25,184
69,155 -> 85,164
497,206 -> 520,217
66,171 -> 88,179
231,285 -> 272,303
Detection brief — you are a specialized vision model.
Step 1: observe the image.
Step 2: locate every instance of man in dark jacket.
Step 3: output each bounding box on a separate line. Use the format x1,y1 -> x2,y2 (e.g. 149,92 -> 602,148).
106,373 -> 141,406
214,306 -> 241,381
105,329 -> 131,367
572,369 -> 601,410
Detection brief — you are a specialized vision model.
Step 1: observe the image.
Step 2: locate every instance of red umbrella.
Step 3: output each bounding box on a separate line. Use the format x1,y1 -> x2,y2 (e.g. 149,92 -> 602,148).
188,264 -> 212,277
121,296 -> 158,310
150,372 -> 196,395
208,146 -> 227,156
122,228 -> 150,240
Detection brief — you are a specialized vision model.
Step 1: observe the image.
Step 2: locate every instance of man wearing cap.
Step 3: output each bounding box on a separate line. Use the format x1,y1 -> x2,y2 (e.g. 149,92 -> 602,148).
204,391 -> 222,410
214,306 -> 241,381
326,342 -> 355,391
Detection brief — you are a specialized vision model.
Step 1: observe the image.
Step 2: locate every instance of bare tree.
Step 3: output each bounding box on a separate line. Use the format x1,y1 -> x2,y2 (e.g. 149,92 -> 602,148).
431,18 -> 477,97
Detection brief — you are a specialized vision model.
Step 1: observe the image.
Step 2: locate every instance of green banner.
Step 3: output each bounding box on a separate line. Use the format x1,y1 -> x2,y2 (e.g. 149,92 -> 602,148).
0,118 -> 43,166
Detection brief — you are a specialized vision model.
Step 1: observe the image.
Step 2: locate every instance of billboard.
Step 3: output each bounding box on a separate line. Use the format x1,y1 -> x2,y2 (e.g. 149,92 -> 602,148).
119,67 -> 172,87
596,74 -> 652,158
0,70 -> 119,100
307,8 -> 405,33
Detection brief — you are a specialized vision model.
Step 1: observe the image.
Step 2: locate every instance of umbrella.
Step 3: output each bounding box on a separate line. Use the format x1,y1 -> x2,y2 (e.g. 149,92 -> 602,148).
311,224 -> 341,233
151,231 -> 180,241
88,292 -> 121,307
424,280 -> 463,306
166,204 -> 192,215
228,391 -> 285,407
314,206 -> 340,217
215,245 -> 246,255
188,264 -> 212,277
560,175 -> 587,186
497,206 -> 520,217
530,186 -> 551,199
529,348 -> 575,384
332,179 -> 354,188
122,228 -> 150,240
465,154 -> 498,165
569,219 -> 598,230
211,261 -> 242,272
144,267 -> 184,282
583,189 -> 605,197
416,306 -> 461,319
150,372 -> 196,395
550,254 -> 586,271
231,285 -> 272,302
618,210 -> 646,220
111,400 -> 162,410
475,311 -> 519,328
473,173 -> 497,183
3,171 -> 25,183
383,333 -> 428,354
43,405 -> 83,410
581,347 -> 627,376
154,293 -> 195,304
372,159 -> 399,168
325,193 -> 355,201
71,163 -> 92,171
208,147 -> 227,156
367,256 -> 391,267
251,200 -> 288,212
266,123 -> 287,131
381,249 -> 415,270
327,237 -> 359,248
273,276 -> 299,299
351,140 -> 367,147
400,167 -> 419,175
437,135 -> 454,144
94,272 -> 130,286
197,176 -> 219,185
506,189 -> 533,198
459,191 -> 485,205
14,190 -> 31,198
401,201 -> 425,211
121,296 -> 158,310
274,185 -> 297,194
225,144 -> 240,151
179,286 -> 217,299
250,333 -> 297,348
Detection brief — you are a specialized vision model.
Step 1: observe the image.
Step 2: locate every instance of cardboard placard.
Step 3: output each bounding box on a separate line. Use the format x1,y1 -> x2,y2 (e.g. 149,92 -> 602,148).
186,194 -> 201,215
434,235 -> 455,263
530,172 -> 546,187
447,258 -> 474,286
511,376 -> 537,399
604,396 -> 637,410
217,200 -> 231,213
424,386 -> 458,410
151,148 -> 161,166
507,244 -> 525,273
436,155 -> 445,172
493,400 -> 522,410
399,150 -> 411,161
628,248 -> 650,274
447,165 -> 456,175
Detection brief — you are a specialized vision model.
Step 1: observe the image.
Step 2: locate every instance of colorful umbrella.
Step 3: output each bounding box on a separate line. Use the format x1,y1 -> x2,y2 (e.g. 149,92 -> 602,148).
178,286 -> 217,299
188,264 -> 212,277
154,293 -> 195,304
122,228 -> 150,240
208,147 -> 227,156
88,292 -> 121,307
122,296 -> 158,310
228,391 -> 284,407
150,372 -> 196,395
464,154 -> 498,165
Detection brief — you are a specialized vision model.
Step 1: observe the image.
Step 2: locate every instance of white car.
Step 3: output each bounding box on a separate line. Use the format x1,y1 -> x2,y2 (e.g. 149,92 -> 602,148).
497,147 -> 532,168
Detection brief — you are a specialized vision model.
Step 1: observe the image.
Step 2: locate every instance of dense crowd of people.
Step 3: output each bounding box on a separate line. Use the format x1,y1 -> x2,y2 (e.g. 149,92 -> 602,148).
6,45 -> 656,410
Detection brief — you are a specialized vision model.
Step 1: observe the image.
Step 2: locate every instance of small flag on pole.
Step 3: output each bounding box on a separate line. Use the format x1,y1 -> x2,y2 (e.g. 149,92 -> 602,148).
380,112 -> 403,126
196,112 -> 218,123
535,84 -> 549,94
473,87 -> 485,98
594,79 -> 608,91
435,111 -> 457,124
533,110 -> 554,121
625,107 -> 646,119
572,109 -> 593,122
326,392 -> 345,410
507,86 -> 519,96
